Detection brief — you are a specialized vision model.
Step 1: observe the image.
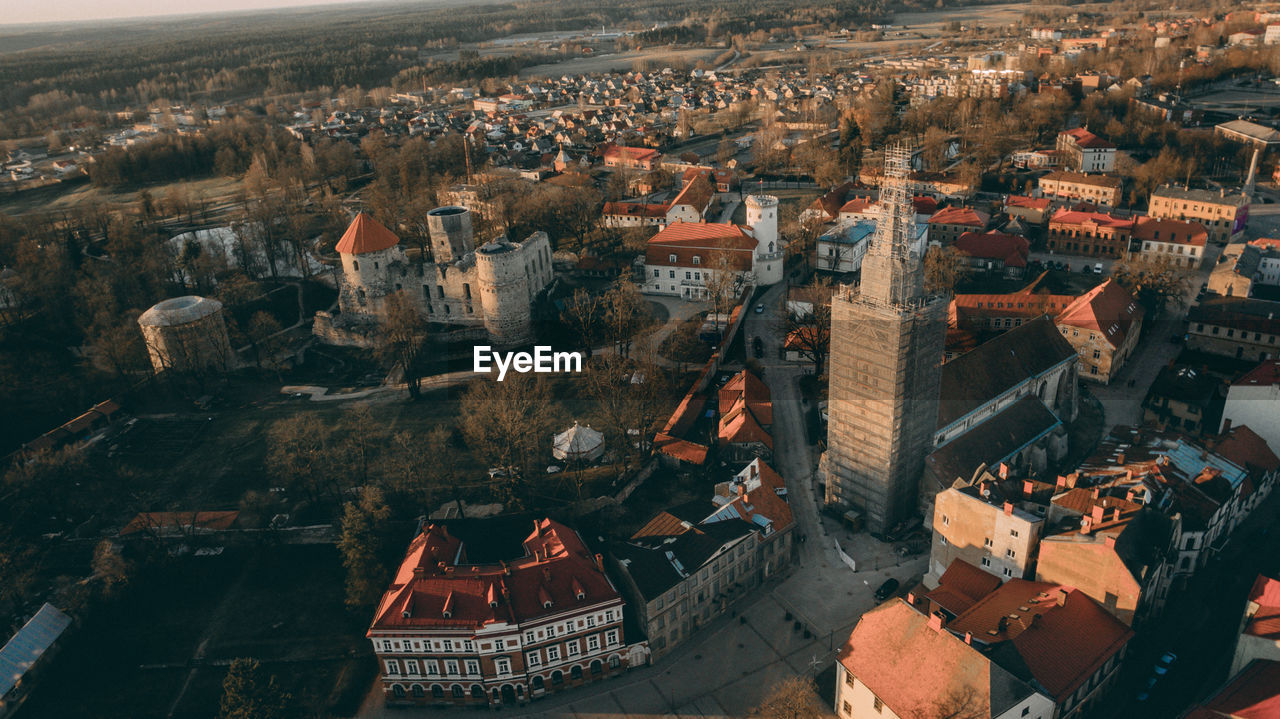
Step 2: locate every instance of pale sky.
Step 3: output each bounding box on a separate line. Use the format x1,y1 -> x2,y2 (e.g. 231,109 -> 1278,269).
2,0 -> 379,27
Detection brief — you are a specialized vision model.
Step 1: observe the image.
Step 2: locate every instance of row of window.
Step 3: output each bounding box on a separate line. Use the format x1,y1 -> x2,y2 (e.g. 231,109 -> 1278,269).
524,629 -> 619,668
522,609 -> 618,645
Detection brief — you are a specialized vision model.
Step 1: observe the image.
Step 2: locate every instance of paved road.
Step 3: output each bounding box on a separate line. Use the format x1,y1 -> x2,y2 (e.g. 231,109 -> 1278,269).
354,278 -> 926,718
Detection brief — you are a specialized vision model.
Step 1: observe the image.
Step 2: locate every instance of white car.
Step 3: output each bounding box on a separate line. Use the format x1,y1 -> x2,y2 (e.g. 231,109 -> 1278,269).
546,465 -> 562,474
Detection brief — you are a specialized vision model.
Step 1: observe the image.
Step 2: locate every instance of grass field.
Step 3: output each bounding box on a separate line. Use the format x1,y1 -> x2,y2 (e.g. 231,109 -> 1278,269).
0,175 -> 245,216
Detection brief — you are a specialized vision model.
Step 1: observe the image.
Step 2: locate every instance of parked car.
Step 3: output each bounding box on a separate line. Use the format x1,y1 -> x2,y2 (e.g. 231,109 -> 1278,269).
874,578 -> 900,602
1153,652 -> 1178,675
754,304 -> 765,314
1093,263 -> 1104,273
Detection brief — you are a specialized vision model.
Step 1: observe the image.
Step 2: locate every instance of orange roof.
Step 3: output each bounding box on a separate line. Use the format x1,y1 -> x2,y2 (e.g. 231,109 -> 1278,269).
1214,425 -> 1280,474
838,196 -> 876,214
646,221 -> 756,270
1057,278 -> 1143,349
654,433 -> 709,464
1245,575 -> 1280,640
1049,208 -> 1133,229
718,369 -> 772,423
954,231 -> 1029,267
335,212 -> 400,254
603,201 -> 667,218
925,559 -> 1002,616
717,458 -> 793,533
669,173 -> 715,213
120,510 -> 240,536
1186,659 -> 1280,719
1060,127 -> 1115,149
1007,195 -> 1052,210
929,206 -> 990,228
1133,217 -> 1208,247
784,326 -> 828,351
718,400 -> 773,449
1232,360 -> 1280,387
603,144 -> 659,161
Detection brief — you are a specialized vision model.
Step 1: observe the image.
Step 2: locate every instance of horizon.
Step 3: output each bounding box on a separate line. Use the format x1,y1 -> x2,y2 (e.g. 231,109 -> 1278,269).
0,0 -> 394,28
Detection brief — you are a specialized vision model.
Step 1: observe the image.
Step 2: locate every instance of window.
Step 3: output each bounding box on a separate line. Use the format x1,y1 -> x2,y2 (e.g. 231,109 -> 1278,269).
385,660 -> 401,675
442,640 -> 453,652
1010,529 -> 1019,538
653,269 -> 659,277
552,670 -> 564,685
981,557 -> 991,567
495,657 -> 511,675
525,631 -> 536,644
352,260 -> 359,271
606,629 -> 620,647
452,685 -> 464,698
668,254 -> 677,262
548,645 -> 561,662
445,660 -> 459,675
465,660 -> 479,675
527,651 -> 541,667
1003,567 -> 1014,577
570,665 -> 583,680
843,701 -> 853,715
873,696 -> 884,712
425,660 -> 439,676
405,660 -> 419,675
668,270 -> 675,278
431,685 -> 444,698
942,515 -> 950,526
1005,549 -> 1016,558
591,659 -> 603,675
692,256 -> 701,265
412,685 -> 425,698
587,635 -> 600,651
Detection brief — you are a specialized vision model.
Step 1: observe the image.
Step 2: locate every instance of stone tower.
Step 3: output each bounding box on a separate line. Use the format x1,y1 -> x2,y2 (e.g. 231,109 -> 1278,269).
475,235 -> 536,346
823,146 -> 948,534
427,205 -> 474,263
137,295 -> 232,374
746,194 -> 784,286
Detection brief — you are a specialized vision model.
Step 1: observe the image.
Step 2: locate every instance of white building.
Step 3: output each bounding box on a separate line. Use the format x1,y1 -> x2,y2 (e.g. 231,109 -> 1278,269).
1221,361 -> 1280,452
642,195 -> 784,300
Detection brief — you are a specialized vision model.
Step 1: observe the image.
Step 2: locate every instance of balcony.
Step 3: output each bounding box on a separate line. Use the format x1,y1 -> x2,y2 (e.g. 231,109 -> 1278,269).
757,250 -> 785,262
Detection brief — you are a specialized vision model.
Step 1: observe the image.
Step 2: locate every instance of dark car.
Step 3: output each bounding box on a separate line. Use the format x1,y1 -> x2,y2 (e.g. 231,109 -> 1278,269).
874,578 -> 900,602
753,336 -> 764,358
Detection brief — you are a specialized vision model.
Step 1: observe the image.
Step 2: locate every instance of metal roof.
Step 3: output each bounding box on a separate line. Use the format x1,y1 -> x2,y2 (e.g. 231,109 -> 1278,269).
1,603 -> 71,697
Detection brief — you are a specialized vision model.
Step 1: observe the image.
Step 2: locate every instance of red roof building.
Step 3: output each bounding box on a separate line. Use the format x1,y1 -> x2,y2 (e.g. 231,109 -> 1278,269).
1133,217 -> 1209,269
1186,660 -> 1280,719
928,206 -> 990,245
602,144 -> 660,170
336,212 -> 401,255
1046,208 -> 1134,259
367,518 -> 631,707
954,231 -> 1031,277
1229,575 -> 1280,678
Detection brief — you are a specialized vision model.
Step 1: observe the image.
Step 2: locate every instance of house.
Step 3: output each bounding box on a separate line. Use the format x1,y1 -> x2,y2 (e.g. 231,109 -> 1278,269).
366,517 -> 634,707
816,219 -> 928,274
717,370 -> 774,461
928,476 -> 1046,583
1045,208 -> 1134,259
801,181 -> 860,223
835,578 -> 1131,719
601,201 -> 667,228
927,206 -> 990,245
1187,297 -> 1280,364
1038,171 -> 1122,208
953,231 -> 1030,278
610,458 -> 793,661
1056,128 -> 1116,173
643,195 -> 784,300
1185,659 -> 1280,719
1005,195 -> 1053,225
1054,279 -> 1144,384
1220,361 -> 1280,451
602,144 -> 660,171
1211,239 -> 1280,298
1228,576 -> 1280,678
1132,217 -> 1208,269
664,173 -> 717,225
1148,186 -> 1248,245
1141,365 -> 1223,435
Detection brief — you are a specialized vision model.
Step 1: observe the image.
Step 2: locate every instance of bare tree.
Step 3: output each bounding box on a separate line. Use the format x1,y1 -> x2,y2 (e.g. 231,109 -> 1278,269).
703,243 -> 751,334
776,280 -> 833,375
562,288 -> 605,357
749,676 -> 826,719
924,244 -> 969,295
377,291 -> 430,399
602,279 -> 649,358
459,373 -> 554,506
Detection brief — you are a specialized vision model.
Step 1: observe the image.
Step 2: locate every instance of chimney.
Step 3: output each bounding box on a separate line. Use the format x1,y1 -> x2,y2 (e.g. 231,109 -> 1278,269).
1091,504 -> 1105,523
1023,479 -> 1034,498
1056,475 -> 1067,489
964,632 -> 973,645
906,591 -> 918,605
1112,508 -> 1121,522
1125,488 -> 1135,502
1091,487 -> 1100,499
1056,588 -> 1069,606
1004,501 -> 1014,516
1081,516 -> 1093,534
1117,452 -> 1126,465
594,553 -> 605,572
1104,535 -> 1117,548
928,613 -> 945,632
1222,418 -> 1232,433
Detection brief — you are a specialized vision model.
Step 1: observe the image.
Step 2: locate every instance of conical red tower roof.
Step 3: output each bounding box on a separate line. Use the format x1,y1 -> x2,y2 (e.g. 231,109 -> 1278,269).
335,212 -> 399,254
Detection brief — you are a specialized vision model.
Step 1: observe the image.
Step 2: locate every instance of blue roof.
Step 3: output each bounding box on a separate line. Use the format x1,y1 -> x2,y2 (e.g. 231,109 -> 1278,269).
0,603 -> 71,697
1165,440 -> 1249,489
819,218 -> 928,246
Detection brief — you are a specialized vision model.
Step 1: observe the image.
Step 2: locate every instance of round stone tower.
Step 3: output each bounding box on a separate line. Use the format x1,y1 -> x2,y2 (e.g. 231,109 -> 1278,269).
137,295 -> 232,374
475,238 -> 533,346
746,194 -> 784,286
427,206 -> 474,264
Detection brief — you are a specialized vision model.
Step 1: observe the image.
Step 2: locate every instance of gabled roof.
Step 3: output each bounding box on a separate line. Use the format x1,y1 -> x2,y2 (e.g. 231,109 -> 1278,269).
926,559 -> 1003,616
335,212 -> 400,254
929,206 -> 990,228
1232,360 -> 1280,388
1041,171 -> 1122,189
603,201 -> 667,218
938,316 -> 1077,429
839,600 -> 1042,719
1185,660 -> 1280,719
1049,207 -> 1132,228
669,173 -> 715,213
1133,216 -> 1208,247
927,396 -> 1062,488
718,370 -> 772,423
954,231 -> 1030,267
1006,195 -> 1052,210
1059,127 -> 1116,149
1056,279 -> 1143,349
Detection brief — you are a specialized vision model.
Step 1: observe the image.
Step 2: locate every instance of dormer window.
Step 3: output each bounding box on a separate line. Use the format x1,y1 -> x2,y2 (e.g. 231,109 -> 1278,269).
442,609 -> 452,618
692,255 -> 701,265
543,600 -> 553,609
668,254 -> 677,263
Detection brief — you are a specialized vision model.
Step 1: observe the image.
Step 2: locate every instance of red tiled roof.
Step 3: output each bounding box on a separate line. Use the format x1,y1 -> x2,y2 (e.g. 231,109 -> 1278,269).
669,174 -> 715,213
718,400 -> 773,449
784,326 -> 828,350
948,580 -> 1133,701
954,231 -> 1030,268
1060,127 -> 1116,149
603,201 -> 667,218
929,206 -> 990,228
838,196 -> 876,214
654,433 -> 709,464
120,510 -> 240,536
1057,278 -> 1143,349
1049,208 -> 1133,229
335,212 -> 400,254
603,144 -> 660,161
1133,217 -> 1208,247
369,518 -> 618,632
839,601 -> 1038,718
1232,360 -> 1280,387
1214,425 -> 1280,474
718,370 -> 772,424
645,221 -> 755,270
912,195 -> 939,215
1007,195 -> 1052,210
1245,575 -> 1280,640
1188,660 -> 1280,719
925,559 -> 1002,616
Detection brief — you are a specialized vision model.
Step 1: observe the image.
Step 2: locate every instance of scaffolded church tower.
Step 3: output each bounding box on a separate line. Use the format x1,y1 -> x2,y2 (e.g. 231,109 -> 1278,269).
823,146 -> 948,533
